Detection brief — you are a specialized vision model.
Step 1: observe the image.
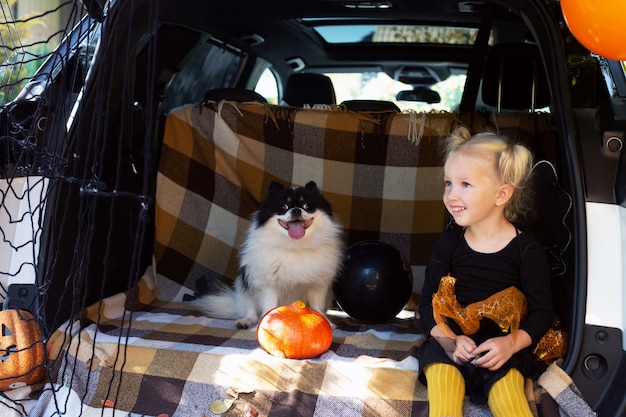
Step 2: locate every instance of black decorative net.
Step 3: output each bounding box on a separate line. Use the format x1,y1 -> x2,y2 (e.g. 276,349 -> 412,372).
1,1 -> 157,414
0,1 -> 577,415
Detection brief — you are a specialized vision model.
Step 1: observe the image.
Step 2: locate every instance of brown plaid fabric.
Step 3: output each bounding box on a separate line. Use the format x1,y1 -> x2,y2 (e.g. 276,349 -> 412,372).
36,105 -> 562,417
153,102 -> 556,301
41,272 -> 561,417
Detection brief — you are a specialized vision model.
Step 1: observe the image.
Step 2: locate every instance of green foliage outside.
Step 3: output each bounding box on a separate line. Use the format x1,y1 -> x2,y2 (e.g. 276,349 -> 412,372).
372,25 -> 481,45
0,0 -> 51,104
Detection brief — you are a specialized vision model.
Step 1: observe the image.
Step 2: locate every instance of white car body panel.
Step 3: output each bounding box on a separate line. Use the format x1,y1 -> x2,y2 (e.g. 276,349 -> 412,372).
585,202 -> 626,348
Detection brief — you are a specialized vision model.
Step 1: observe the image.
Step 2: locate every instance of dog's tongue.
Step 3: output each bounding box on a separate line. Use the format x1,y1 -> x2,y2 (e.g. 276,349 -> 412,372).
287,222 -> 306,239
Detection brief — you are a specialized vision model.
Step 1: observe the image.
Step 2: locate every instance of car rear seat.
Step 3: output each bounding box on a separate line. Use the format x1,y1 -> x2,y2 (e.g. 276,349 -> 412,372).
341,99 -> 400,112
478,42 -> 556,164
154,43 -> 556,300
204,87 -> 267,103
282,73 -> 336,107
481,43 -> 551,112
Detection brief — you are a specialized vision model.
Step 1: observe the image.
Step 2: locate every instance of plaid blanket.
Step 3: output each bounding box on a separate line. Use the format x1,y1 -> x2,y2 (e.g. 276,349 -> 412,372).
153,102 -> 556,301
32,268 -> 562,417
16,104 -> 562,417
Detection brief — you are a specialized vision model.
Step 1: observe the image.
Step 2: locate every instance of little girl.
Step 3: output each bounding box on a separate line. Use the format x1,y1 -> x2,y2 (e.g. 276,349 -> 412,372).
417,127 -> 554,417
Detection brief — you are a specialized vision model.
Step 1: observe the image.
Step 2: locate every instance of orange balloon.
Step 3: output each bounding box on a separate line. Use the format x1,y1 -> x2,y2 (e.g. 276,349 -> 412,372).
561,0 -> 626,60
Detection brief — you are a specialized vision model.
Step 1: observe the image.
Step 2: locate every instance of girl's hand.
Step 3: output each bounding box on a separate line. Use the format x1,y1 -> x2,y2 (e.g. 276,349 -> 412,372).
430,324 -> 476,365
450,334 -> 477,365
471,330 -> 531,371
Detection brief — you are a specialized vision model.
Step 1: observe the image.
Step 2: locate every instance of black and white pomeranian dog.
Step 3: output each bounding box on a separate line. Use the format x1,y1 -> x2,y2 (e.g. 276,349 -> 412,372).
195,181 -> 343,329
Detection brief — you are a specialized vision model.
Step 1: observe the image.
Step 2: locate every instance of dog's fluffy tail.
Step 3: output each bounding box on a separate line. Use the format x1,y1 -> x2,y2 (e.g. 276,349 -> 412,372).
193,286 -> 243,319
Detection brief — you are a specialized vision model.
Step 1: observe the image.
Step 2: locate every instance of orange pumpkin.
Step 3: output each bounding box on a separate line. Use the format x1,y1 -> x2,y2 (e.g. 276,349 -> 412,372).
0,309 -> 46,390
257,300 -> 333,359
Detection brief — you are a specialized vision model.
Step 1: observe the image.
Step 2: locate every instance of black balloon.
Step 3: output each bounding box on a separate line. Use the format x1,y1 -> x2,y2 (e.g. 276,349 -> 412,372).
333,241 -> 413,323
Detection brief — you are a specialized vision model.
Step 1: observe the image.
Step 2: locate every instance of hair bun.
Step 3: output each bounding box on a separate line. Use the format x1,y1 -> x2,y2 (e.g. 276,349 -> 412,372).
454,126 -> 472,141
445,126 -> 472,155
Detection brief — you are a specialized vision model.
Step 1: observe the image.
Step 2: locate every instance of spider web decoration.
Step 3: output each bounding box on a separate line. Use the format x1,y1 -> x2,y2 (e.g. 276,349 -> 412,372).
1,1 -> 158,414
524,160 -> 573,278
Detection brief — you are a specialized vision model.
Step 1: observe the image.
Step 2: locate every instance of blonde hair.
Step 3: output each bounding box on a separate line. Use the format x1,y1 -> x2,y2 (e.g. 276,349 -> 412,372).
444,126 -> 534,223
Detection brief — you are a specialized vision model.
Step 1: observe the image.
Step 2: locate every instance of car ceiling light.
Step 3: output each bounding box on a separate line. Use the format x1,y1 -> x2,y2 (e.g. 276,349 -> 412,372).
458,1 -> 488,13
343,1 -> 393,9
239,33 -> 264,47
285,57 -> 306,71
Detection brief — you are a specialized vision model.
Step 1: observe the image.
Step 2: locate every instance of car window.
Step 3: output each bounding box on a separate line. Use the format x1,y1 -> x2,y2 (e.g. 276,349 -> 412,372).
312,24 -> 485,45
254,69 -> 465,112
164,41 -> 245,111
326,71 -> 466,112
255,68 -> 279,104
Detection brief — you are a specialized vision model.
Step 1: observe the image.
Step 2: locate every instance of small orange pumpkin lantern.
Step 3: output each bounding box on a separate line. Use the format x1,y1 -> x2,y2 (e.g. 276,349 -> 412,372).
257,301 -> 333,359
0,309 -> 46,390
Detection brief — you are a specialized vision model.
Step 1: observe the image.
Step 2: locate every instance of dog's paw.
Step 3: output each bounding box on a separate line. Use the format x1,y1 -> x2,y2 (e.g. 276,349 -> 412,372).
236,317 -> 256,329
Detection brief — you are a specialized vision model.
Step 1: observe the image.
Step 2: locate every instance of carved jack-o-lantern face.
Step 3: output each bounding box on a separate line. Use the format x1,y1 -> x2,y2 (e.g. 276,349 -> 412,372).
0,309 -> 46,390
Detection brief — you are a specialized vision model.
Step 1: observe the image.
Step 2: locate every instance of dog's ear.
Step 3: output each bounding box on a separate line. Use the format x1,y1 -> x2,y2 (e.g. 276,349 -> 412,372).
305,181 -> 319,192
269,181 -> 284,194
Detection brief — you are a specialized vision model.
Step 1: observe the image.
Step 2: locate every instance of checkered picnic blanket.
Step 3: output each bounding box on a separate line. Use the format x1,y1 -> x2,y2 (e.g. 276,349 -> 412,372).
152,102 -> 556,302
34,268 -> 562,417
23,104 -> 562,417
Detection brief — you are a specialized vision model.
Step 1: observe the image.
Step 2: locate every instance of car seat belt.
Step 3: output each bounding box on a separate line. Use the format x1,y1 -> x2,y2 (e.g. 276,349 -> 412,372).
459,4 -> 494,112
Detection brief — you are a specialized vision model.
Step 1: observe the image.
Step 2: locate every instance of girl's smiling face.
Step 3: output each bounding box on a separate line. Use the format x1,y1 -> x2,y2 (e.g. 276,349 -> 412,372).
443,149 -> 506,228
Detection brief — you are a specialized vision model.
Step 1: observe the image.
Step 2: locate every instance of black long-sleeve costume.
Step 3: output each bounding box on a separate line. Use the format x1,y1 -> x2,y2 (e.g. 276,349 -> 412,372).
417,225 -> 553,404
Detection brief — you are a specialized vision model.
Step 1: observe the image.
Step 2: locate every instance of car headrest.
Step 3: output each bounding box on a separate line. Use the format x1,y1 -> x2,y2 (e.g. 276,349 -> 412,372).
204,88 -> 267,103
341,99 -> 400,112
283,73 -> 336,107
481,43 -> 551,111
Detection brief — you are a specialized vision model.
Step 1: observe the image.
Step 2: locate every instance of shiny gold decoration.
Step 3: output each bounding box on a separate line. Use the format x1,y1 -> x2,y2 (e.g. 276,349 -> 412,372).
432,275 -> 567,363
432,275 -> 527,342
533,318 -> 568,363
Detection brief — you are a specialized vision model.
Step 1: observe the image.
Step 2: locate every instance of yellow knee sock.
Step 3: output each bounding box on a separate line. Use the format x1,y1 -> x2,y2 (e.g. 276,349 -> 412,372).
423,362 -> 464,417
488,368 -> 533,417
